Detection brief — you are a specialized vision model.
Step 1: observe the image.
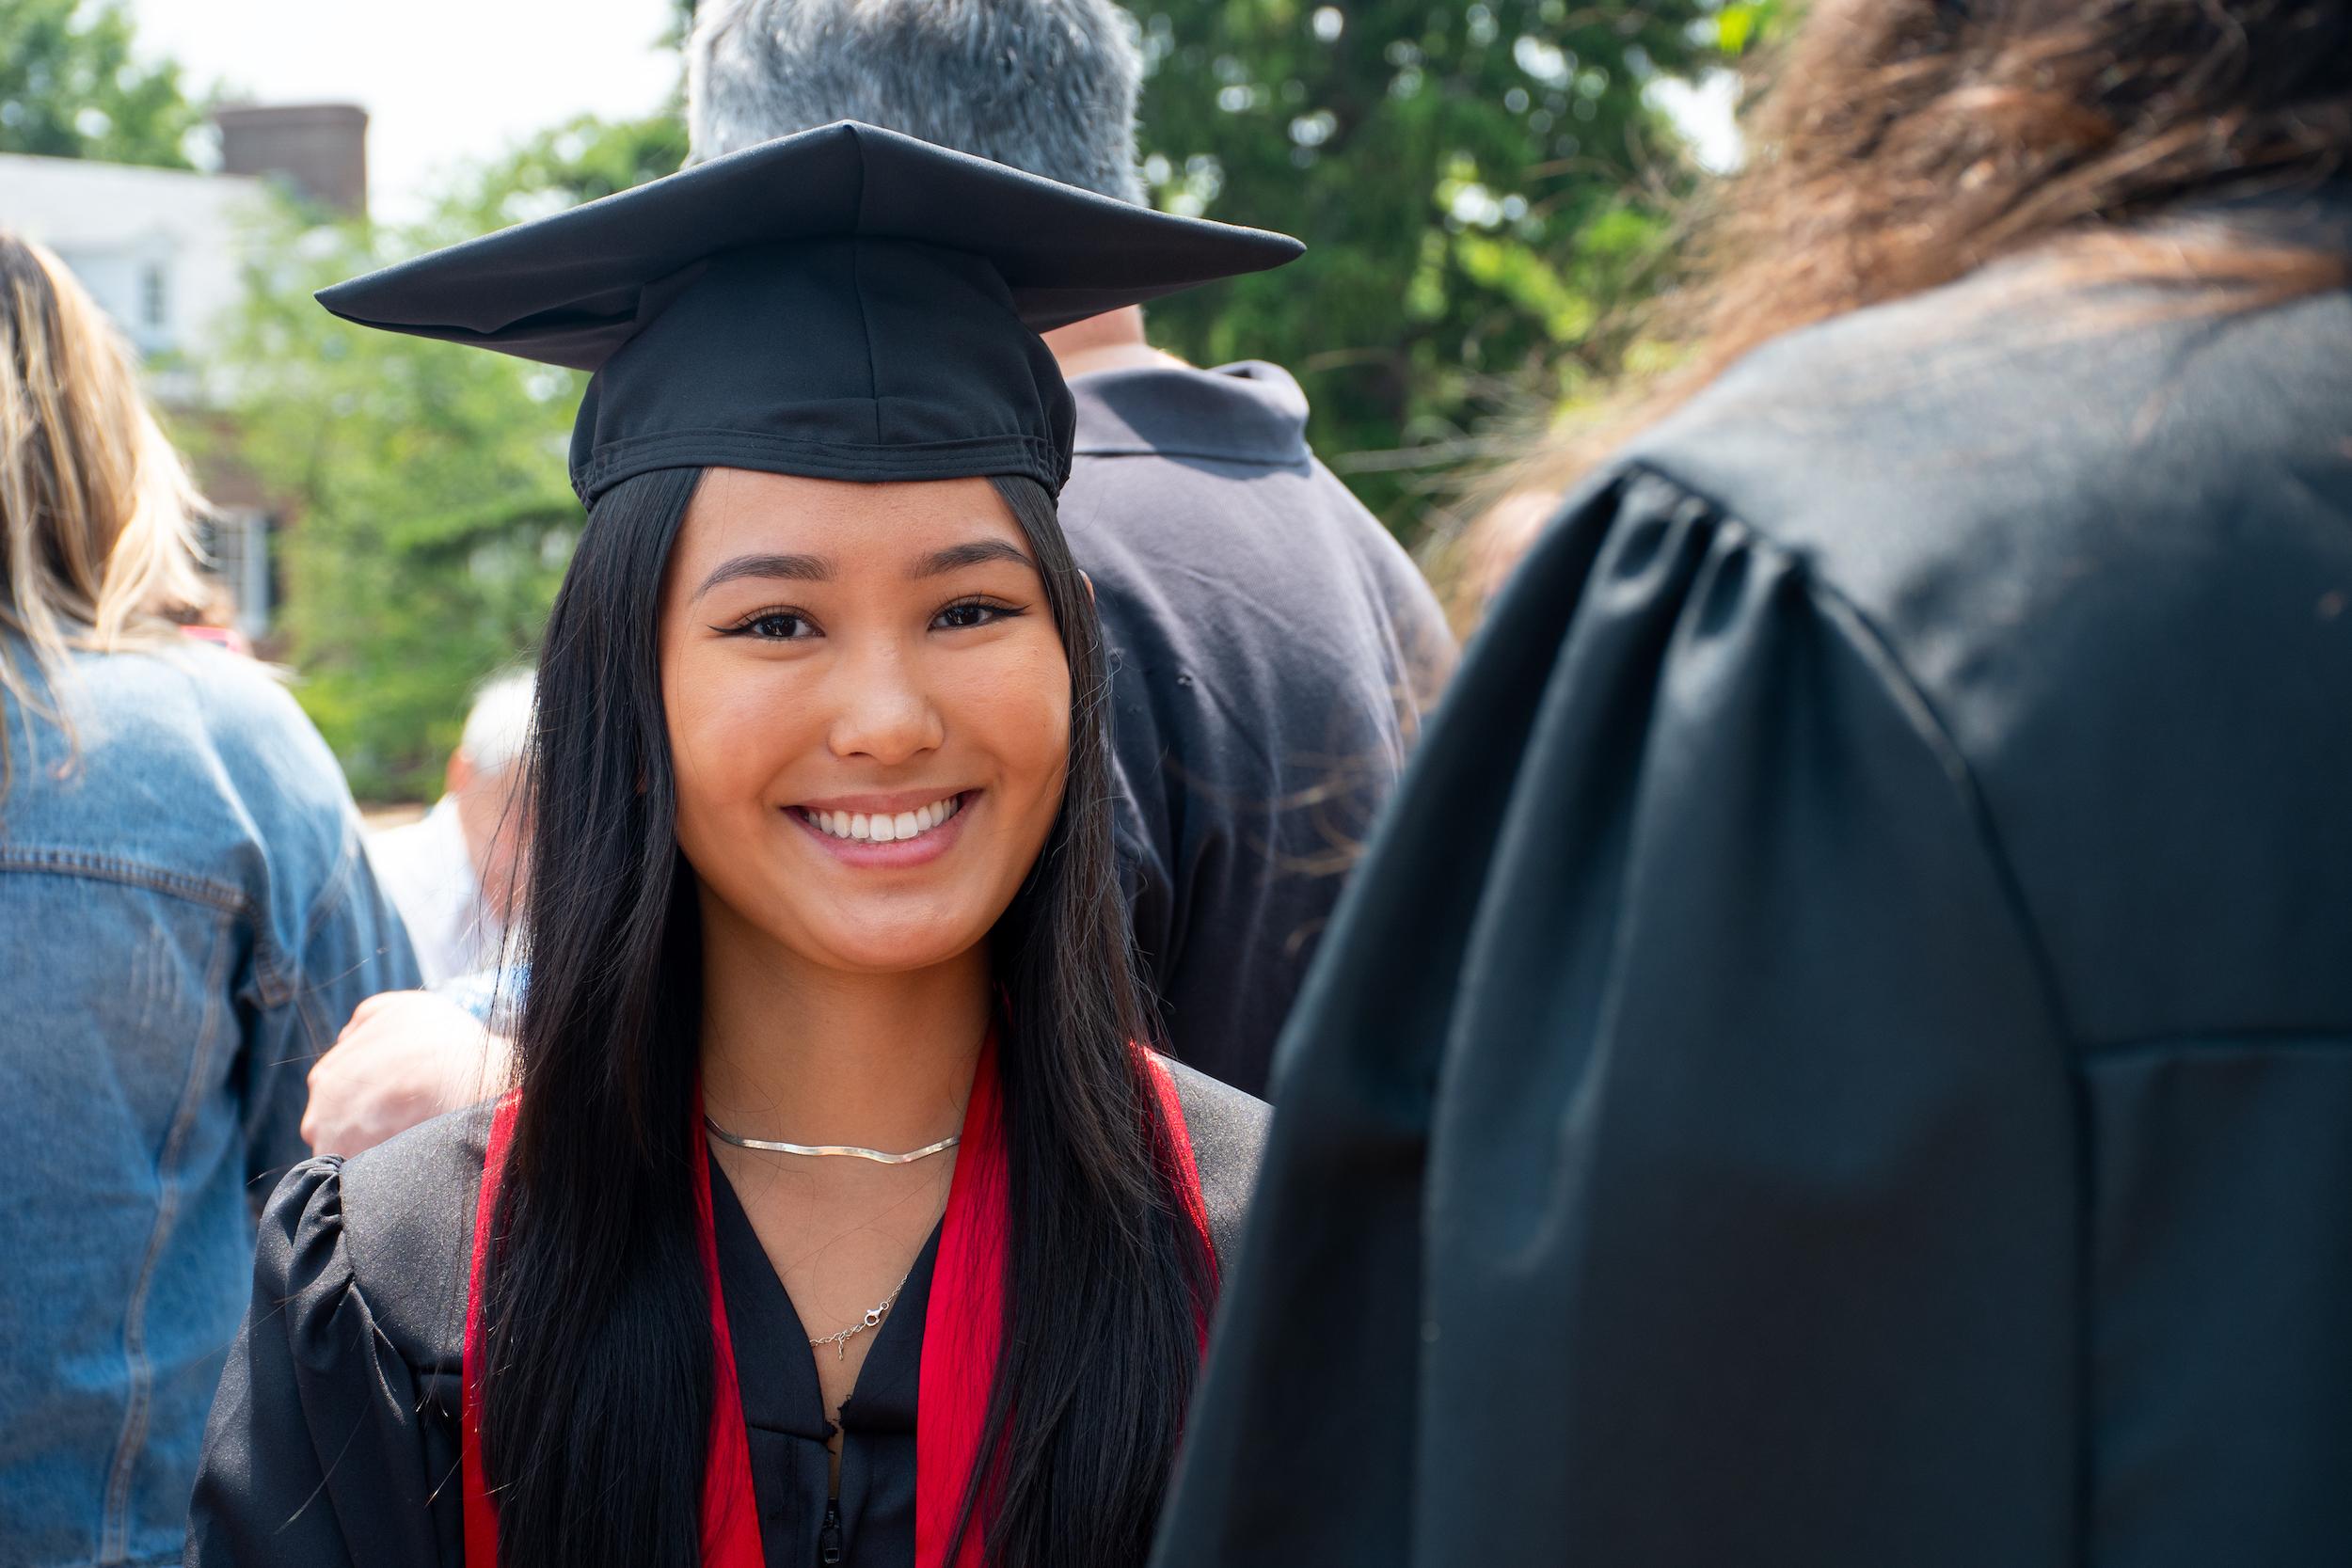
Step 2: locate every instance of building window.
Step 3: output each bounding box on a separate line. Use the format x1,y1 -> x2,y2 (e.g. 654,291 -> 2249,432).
196,509 -> 274,641
141,264 -> 167,332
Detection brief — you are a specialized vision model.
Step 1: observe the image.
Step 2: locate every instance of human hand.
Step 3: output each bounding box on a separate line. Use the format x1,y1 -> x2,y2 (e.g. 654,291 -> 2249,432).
302,990 -> 515,1157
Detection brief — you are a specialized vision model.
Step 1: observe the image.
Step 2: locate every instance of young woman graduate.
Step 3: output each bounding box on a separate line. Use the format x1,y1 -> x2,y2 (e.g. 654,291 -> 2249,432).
1151,5 -> 2352,1568
184,123 -> 1296,1568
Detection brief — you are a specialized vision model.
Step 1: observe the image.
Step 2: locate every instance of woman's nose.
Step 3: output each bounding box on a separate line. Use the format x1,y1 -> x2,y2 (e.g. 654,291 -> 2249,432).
824,641 -> 945,765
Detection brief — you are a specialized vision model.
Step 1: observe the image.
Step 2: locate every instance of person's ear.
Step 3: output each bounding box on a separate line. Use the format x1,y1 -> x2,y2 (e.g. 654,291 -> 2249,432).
445,749 -> 475,800
1078,569 -> 1096,608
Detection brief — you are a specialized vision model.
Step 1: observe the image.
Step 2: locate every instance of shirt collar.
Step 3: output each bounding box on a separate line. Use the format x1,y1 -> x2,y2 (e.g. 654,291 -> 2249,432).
1068,359 -> 1311,467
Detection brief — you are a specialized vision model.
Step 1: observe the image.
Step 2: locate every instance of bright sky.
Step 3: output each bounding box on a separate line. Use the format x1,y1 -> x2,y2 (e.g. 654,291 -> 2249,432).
127,0 -> 682,225
125,1 -> 1741,220
1648,71 -> 1744,175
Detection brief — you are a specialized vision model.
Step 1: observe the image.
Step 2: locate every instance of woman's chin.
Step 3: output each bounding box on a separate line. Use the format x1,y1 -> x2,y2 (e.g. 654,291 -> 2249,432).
787,915 -> 990,977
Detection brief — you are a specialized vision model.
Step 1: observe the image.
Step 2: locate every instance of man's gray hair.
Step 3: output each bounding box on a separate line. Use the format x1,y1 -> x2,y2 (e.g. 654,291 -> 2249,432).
687,0 -> 1148,204
457,668 -> 536,780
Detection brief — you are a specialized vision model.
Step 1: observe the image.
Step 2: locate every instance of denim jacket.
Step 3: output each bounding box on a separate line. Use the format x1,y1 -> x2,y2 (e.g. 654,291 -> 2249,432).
0,639 -> 418,1568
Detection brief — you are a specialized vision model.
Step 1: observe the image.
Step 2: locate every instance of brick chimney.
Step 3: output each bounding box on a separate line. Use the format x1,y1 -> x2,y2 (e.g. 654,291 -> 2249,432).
213,103 -> 369,218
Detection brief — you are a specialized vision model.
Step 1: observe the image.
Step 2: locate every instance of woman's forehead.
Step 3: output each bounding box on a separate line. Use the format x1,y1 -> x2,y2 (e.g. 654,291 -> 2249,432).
679,467 -> 1026,567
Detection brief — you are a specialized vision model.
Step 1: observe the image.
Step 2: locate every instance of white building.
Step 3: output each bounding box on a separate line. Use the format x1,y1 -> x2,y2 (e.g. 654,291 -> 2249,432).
0,106 -> 368,641
0,151 -> 263,366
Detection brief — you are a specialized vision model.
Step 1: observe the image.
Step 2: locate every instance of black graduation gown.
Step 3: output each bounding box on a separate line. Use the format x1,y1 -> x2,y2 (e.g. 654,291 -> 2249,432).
183,1059 -> 1264,1567
1153,195 -> 2352,1568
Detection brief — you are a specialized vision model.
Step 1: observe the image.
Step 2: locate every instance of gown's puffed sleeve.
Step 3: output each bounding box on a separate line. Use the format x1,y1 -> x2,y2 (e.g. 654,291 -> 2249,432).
1154,468 -> 2079,1568
187,1156 -> 459,1568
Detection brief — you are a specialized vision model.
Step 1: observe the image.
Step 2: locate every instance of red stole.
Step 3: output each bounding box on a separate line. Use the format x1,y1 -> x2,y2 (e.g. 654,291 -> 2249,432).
461,1042 -> 1211,1567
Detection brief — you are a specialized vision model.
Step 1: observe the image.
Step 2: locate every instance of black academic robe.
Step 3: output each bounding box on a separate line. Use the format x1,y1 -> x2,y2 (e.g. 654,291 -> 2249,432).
1153,192 -> 2352,1568
184,1060 -> 1264,1567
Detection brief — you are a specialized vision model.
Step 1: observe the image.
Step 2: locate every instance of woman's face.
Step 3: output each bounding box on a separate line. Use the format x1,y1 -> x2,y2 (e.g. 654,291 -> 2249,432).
658,467 -> 1073,975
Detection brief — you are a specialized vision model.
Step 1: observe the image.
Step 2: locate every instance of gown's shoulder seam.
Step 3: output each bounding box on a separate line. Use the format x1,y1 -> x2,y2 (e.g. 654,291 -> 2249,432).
334,1179 -> 459,1379
335,1109 -> 488,1374
1604,455 -> 2085,1053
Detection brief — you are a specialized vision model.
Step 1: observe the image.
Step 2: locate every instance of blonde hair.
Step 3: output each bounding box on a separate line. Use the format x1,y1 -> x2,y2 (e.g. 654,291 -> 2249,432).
0,230 -> 209,784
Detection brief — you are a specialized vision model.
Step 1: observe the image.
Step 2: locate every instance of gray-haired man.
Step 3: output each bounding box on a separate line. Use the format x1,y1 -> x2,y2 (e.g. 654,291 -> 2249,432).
690,0 -> 1454,1097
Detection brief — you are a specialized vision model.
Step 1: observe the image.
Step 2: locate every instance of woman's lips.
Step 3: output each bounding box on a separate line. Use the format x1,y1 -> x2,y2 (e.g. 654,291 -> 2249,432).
787,790 -> 975,867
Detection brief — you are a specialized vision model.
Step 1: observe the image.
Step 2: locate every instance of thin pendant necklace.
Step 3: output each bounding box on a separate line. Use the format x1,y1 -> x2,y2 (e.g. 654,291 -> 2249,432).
701,1114 -> 948,1359
808,1267 -> 914,1360
704,1115 -> 960,1165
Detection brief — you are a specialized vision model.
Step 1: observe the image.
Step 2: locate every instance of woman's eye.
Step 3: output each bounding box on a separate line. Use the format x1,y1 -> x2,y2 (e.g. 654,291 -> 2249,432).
734,610 -> 812,641
934,600 -> 1017,631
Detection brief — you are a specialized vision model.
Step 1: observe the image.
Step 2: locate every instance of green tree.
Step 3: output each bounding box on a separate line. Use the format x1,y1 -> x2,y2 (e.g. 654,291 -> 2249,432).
1128,0 -> 1735,533
213,0 -> 692,800
469,110 -> 689,218
222,203 -> 580,800
221,116 -> 687,800
0,0 -> 201,167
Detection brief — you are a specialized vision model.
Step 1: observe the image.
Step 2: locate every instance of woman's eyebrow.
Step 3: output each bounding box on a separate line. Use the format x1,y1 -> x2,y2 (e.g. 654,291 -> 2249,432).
694,552 -> 834,598
913,539 -> 1037,578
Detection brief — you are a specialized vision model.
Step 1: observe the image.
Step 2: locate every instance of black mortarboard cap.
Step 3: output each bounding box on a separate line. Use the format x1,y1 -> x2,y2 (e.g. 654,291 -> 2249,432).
315,121 -> 1303,504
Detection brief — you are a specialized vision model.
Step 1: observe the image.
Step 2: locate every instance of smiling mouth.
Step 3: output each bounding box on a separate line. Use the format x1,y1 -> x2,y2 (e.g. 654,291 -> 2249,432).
792,792 -> 967,844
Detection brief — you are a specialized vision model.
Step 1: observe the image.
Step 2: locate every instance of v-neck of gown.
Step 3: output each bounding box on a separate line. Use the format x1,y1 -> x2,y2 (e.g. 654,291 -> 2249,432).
707,1153 -> 943,1568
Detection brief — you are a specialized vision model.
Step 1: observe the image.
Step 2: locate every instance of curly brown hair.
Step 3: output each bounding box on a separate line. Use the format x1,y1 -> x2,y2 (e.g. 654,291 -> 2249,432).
1687,0 -> 2349,376
1457,0 -> 2352,610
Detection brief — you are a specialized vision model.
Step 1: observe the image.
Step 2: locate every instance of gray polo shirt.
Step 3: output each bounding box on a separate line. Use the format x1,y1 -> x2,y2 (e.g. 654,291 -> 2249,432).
1060,360 -> 1454,1095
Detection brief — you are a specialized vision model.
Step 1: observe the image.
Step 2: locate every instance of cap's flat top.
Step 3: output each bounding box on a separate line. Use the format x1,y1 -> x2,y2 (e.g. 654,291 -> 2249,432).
316,120 -> 1304,372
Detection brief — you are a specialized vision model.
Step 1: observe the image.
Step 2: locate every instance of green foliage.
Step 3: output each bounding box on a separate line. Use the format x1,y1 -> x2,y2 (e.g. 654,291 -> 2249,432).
1127,0 -> 1724,533
1710,0 -> 1792,55
221,116 -> 685,800
0,0 -> 201,166
468,112 -> 690,219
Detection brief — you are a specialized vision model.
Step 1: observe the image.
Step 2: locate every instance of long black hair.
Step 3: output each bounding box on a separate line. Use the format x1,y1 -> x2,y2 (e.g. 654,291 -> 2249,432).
478,466 -> 1214,1568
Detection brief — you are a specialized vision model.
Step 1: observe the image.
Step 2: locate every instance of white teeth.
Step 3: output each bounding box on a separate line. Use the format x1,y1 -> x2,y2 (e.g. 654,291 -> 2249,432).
803,794 -> 961,843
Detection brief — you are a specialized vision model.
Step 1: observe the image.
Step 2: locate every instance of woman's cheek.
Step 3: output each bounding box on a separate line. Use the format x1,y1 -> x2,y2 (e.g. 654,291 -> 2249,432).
993,641 -> 1072,838
953,632 -> 1070,741
667,656 -> 803,823
966,673 -> 1066,821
